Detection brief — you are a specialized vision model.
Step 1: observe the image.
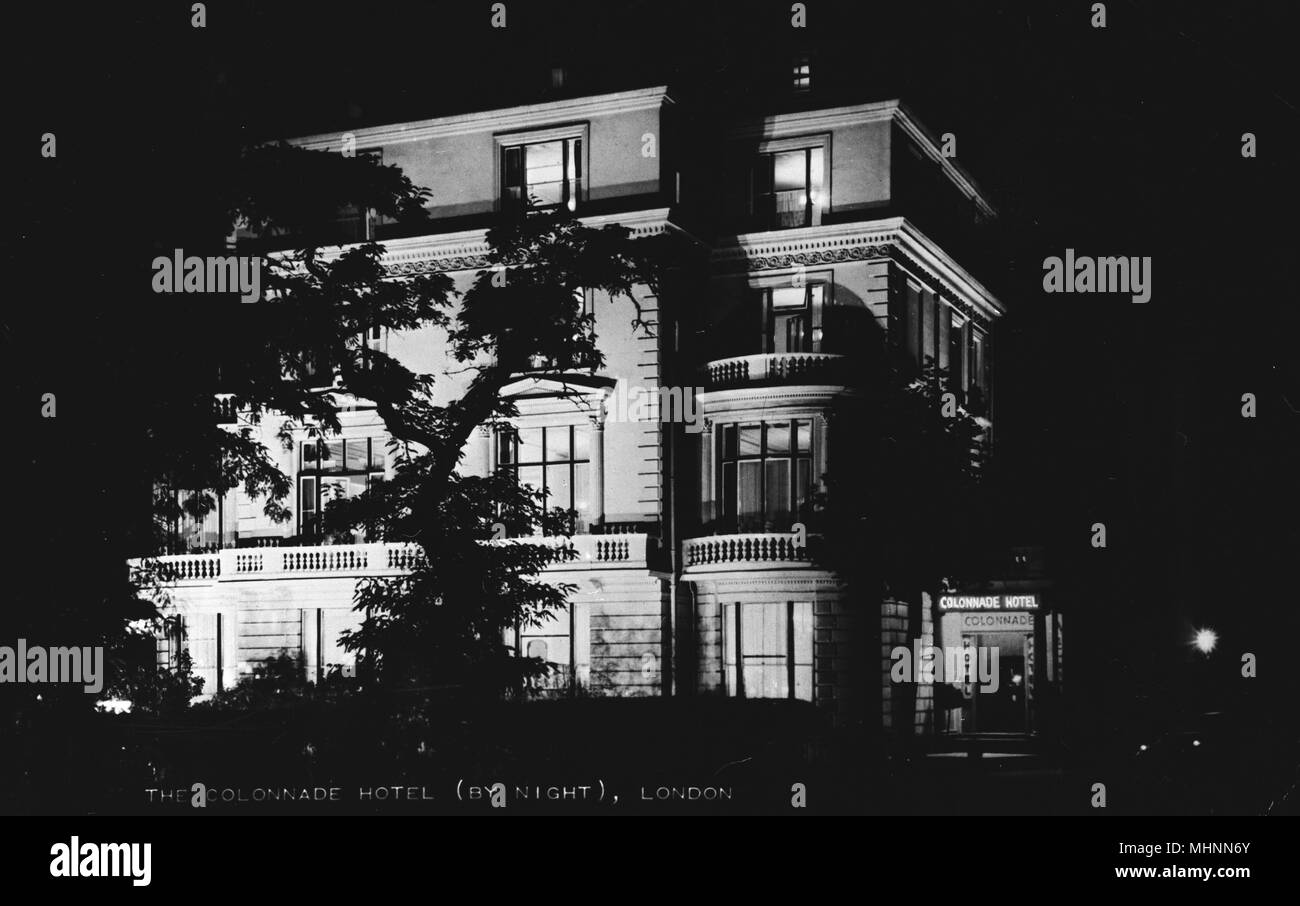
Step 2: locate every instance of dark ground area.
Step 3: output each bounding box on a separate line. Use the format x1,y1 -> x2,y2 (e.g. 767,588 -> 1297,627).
4,695 -> 1294,815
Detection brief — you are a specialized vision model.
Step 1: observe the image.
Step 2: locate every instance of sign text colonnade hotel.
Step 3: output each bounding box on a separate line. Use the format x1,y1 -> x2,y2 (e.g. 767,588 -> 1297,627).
937,593 -> 1039,612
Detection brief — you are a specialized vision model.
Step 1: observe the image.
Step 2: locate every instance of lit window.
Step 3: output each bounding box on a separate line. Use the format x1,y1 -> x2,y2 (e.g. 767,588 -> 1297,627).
501,137 -> 583,214
723,601 -> 813,701
752,146 -> 823,229
721,420 -> 813,533
765,284 -> 824,353
792,55 -> 812,91
299,437 -> 385,540
498,425 -> 590,533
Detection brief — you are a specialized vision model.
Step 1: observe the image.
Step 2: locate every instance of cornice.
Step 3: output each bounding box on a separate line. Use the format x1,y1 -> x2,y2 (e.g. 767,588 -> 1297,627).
274,208 -> 680,277
712,218 -> 1005,320
286,87 -> 672,152
697,386 -> 850,416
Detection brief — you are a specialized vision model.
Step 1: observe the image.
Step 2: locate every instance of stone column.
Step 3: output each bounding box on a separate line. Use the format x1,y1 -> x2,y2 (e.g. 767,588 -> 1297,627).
587,417 -> 604,529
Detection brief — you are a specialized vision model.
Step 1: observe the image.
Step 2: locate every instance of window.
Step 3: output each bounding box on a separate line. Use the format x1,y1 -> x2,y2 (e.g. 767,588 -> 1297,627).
752,146 -> 824,229
498,425 -> 590,533
164,489 -> 230,552
721,420 -> 813,533
722,601 -> 813,701
763,285 -> 824,353
791,54 -> 812,91
890,277 -> 991,411
968,326 -> 990,415
333,149 -> 384,242
299,437 -> 386,540
501,136 -> 583,214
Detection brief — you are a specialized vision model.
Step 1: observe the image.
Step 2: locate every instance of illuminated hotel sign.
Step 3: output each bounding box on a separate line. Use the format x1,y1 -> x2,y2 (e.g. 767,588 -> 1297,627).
937,593 -> 1039,612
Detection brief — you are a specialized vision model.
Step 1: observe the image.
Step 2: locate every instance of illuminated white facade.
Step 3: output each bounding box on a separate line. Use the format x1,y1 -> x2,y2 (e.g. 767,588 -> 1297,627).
143,85 -> 1007,728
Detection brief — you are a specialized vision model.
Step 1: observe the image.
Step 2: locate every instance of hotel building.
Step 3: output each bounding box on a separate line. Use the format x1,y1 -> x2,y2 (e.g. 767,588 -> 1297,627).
142,73 -> 1054,735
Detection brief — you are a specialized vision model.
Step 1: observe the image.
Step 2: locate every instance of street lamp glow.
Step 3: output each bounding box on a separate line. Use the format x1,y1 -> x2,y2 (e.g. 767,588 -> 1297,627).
1193,628 -> 1218,654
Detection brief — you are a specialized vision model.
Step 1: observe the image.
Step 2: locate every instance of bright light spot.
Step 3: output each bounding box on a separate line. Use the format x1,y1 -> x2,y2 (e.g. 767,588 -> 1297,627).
1192,739 -> 1201,747
566,197 -> 577,212
1138,744 -> 1148,752
1193,628 -> 1218,654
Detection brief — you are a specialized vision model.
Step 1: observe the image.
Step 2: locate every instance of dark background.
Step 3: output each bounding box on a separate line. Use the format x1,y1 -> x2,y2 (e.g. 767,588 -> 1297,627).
2,0 -> 1298,800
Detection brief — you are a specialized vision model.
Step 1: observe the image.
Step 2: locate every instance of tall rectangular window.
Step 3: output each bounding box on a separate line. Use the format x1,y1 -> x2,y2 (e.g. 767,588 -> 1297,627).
299,437 -> 386,540
752,147 -> 823,229
763,285 -> 824,354
502,137 -> 583,214
498,425 -> 590,533
722,601 -> 813,701
721,420 -> 813,533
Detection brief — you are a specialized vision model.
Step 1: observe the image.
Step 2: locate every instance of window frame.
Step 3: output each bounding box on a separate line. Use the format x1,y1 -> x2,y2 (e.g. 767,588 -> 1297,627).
722,600 -> 814,701
298,437 -> 386,539
719,419 -> 814,533
748,134 -> 830,230
495,124 -> 590,216
497,424 -> 591,533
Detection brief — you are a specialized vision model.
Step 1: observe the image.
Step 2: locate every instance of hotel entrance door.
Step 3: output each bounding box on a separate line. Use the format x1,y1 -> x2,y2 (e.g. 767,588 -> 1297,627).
964,630 -> 1032,734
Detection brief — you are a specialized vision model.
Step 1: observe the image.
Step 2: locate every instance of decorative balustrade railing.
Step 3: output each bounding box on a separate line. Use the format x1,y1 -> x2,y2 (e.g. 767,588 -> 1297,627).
131,535 -> 651,586
703,353 -> 846,388
681,532 -> 818,571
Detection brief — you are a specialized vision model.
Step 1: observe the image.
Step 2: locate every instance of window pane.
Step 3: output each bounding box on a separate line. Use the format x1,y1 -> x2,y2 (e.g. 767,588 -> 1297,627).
302,443 -> 319,470
744,664 -> 787,699
766,423 -> 791,455
300,478 -> 315,512
738,425 -> 762,457
346,474 -> 367,499
320,476 -> 347,505
765,459 -> 791,526
796,457 -> 811,517
546,463 -> 572,512
572,426 -> 590,462
517,428 -> 544,464
723,425 -> 737,459
344,439 -> 368,471
525,141 -> 564,205
369,440 -> 385,470
771,286 -> 806,309
722,603 -> 738,696
321,441 -> 343,471
809,150 -> 824,205
722,461 -> 736,521
796,420 -> 812,452
573,462 -> 589,517
518,465 -> 543,495
498,431 -> 516,466
547,426 -> 571,461
793,601 -> 813,701
738,461 -> 763,530
773,150 -> 807,192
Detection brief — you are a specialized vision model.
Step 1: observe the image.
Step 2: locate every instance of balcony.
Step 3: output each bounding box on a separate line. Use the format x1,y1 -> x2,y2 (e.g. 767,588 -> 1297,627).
703,352 -> 847,389
133,534 -> 653,589
681,532 -> 819,575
